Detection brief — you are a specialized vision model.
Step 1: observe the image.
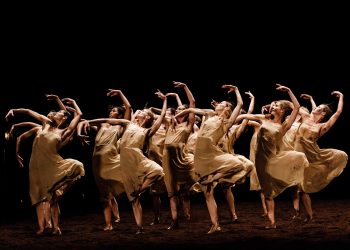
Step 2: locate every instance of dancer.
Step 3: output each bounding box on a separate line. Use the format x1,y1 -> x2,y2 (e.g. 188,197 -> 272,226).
77,89 -> 132,231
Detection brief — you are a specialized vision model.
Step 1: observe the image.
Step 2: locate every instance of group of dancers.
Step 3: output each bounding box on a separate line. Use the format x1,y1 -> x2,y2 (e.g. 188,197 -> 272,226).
5,82 -> 348,235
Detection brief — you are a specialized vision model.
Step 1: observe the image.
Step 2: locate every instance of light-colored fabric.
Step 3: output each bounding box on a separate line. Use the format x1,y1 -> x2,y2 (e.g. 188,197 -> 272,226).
194,116 -> 252,185
249,128 -> 261,191
295,122 -> 348,193
120,123 -> 164,201
92,125 -> 125,202
29,126 -> 85,206
255,120 -> 307,198
163,122 -> 197,196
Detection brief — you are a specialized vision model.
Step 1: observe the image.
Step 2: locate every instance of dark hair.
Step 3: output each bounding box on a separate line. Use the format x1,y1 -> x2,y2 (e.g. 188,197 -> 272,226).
279,100 -> 293,123
108,105 -> 126,118
143,109 -> 155,128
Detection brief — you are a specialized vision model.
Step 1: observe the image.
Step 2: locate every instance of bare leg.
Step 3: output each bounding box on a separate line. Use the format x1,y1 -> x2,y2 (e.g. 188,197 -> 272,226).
43,201 -> 52,229
150,194 -> 161,225
180,194 -> 191,220
223,187 -> 238,222
110,197 -> 120,222
205,185 -> 221,234
131,198 -> 144,234
291,187 -> 300,219
35,202 -> 46,235
265,197 -> 276,229
50,200 -> 62,235
260,191 -> 268,217
300,192 -> 313,222
103,200 -> 113,231
168,196 -> 179,230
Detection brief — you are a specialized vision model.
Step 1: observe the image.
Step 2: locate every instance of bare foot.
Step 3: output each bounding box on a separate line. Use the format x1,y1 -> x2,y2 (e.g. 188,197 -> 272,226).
103,225 -> 113,231
207,224 -> 221,234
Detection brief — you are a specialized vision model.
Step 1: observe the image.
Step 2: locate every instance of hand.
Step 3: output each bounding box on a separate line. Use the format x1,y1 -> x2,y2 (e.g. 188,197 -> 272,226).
211,99 -> 218,109
173,81 -> 186,88
61,98 -> 76,105
77,134 -> 90,146
222,85 -> 237,93
46,94 -> 59,101
261,104 -> 270,114
300,94 -> 312,100
65,106 -> 76,114
245,91 -> 254,99
81,120 -> 90,134
331,90 -> 343,98
16,154 -> 24,168
107,89 -> 121,97
155,89 -> 166,100
276,83 -> 290,92
5,109 -> 14,121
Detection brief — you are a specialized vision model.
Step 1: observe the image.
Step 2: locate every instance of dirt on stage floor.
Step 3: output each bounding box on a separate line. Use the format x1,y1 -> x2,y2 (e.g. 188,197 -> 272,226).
0,198 -> 349,250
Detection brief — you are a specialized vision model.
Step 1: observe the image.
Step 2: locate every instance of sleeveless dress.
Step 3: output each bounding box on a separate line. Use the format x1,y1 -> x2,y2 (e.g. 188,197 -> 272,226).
147,125 -> 167,194
218,124 -> 253,188
249,127 -> 261,191
120,123 -> 164,201
295,122 -> 348,193
29,126 -> 85,206
254,120 -> 308,198
194,116 -> 252,185
163,122 -> 198,196
92,125 -> 125,202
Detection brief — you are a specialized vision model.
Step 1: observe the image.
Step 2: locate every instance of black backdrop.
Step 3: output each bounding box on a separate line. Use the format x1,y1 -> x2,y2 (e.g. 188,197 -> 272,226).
1,11 -> 349,222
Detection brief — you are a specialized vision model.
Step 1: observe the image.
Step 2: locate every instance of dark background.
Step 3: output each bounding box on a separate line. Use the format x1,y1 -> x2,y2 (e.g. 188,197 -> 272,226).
0,5 -> 349,224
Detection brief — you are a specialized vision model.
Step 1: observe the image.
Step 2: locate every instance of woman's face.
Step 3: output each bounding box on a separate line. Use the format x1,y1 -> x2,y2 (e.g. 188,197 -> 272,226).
109,107 -> 120,118
270,101 -> 283,117
312,104 -> 326,115
214,101 -> 227,112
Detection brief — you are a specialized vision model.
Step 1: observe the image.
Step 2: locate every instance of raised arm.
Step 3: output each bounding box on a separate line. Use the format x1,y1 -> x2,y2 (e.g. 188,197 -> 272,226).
16,126 -> 40,168
107,89 -> 132,120
276,84 -> 301,134
46,94 -> 68,112
319,91 -> 344,136
60,98 -> 83,142
174,81 -> 195,128
5,108 -> 51,124
222,85 -> 243,132
149,90 -> 167,136
300,93 -> 317,111
8,122 -> 41,139
236,91 -> 255,138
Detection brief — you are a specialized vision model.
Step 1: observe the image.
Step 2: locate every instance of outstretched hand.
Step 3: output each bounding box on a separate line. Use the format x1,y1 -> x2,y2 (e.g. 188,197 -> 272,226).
173,81 -> 186,88
107,89 -> 121,97
222,85 -> 237,93
61,98 -> 76,105
276,83 -> 290,92
300,94 -> 312,100
5,109 -> 14,121
46,94 -> 59,101
245,91 -> 254,99
155,89 -> 166,100
331,90 -> 343,98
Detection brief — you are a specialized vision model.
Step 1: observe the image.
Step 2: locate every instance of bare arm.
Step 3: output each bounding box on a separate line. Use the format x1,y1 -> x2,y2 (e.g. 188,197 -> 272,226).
9,122 -> 41,138
46,94 -> 67,112
236,91 -> 255,138
5,108 -> 51,123
60,98 -> 83,142
276,84 -> 301,134
16,127 -> 40,168
319,91 -> 343,136
223,85 -> 243,132
175,108 -> 214,119
107,89 -> 132,120
300,93 -> 317,110
174,81 -> 195,128
149,90 -> 167,136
